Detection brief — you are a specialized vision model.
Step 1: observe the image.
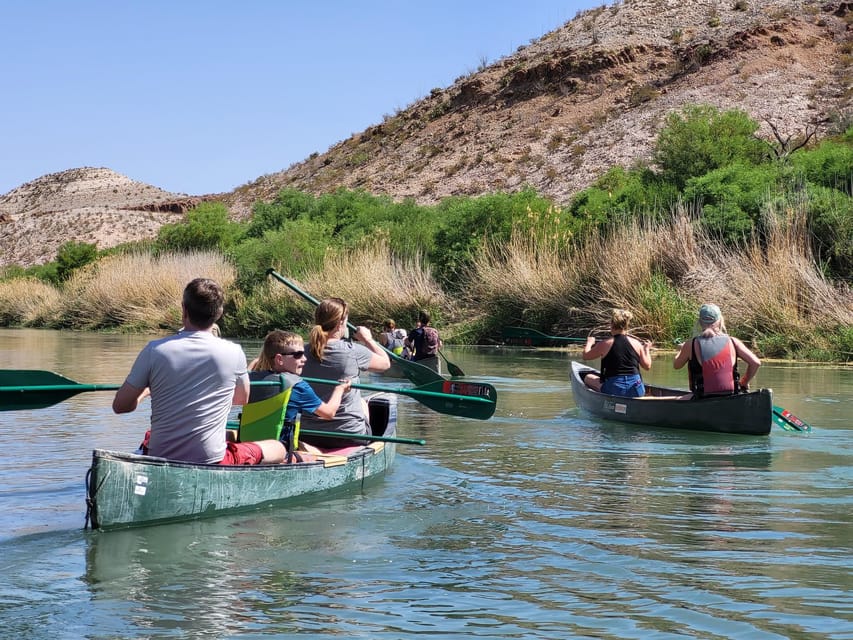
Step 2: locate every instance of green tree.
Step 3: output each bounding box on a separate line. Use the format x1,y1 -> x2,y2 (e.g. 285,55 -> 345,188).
155,202 -> 244,252
55,241 -> 98,283
654,105 -> 765,189
683,163 -> 782,242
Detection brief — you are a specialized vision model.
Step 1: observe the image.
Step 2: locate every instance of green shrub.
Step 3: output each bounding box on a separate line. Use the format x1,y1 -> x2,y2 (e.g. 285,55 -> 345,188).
155,202 -> 244,253
225,285 -> 313,338
683,163 -> 782,242
800,184 -> 853,278
430,189 -> 554,289
568,165 -> 679,224
230,221 -> 332,292
634,272 -> 695,343
654,105 -> 765,189
789,139 -> 853,190
245,189 -> 315,238
55,241 -> 98,283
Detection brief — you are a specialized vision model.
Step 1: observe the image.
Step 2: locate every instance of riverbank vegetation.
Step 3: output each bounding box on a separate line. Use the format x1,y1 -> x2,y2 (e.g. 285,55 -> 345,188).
2,105 -> 851,361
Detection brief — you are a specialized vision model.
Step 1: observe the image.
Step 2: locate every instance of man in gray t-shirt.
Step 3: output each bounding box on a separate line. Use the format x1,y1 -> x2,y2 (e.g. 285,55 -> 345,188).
112,278 -> 285,465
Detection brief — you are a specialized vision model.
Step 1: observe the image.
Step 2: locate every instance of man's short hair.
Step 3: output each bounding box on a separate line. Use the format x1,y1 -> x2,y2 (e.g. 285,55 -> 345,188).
183,278 -> 224,328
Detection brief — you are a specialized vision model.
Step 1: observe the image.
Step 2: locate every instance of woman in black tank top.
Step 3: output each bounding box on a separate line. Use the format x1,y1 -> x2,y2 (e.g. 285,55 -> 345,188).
581,308 -> 652,397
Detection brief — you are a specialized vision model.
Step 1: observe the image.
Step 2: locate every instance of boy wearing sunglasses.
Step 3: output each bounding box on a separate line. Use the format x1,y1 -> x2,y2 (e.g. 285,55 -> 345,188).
249,330 -> 351,438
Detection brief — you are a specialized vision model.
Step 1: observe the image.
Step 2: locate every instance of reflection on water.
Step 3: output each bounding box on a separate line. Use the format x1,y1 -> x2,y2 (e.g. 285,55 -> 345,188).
0,330 -> 850,638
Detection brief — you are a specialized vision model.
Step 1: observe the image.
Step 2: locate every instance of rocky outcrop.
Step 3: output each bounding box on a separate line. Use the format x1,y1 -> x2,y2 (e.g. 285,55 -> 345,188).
0,168 -> 192,267
2,0 -> 851,266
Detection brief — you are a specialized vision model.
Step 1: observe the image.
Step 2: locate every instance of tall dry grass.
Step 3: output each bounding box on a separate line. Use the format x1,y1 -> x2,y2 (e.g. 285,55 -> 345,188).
0,277 -> 62,326
466,199 -> 853,349
61,251 -> 236,330
299,240 -> 448,325
676,200 -> 853,336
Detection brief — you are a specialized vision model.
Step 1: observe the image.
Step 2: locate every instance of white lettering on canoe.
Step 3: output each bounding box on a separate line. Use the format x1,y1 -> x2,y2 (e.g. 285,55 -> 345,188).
134,474 -> 149,496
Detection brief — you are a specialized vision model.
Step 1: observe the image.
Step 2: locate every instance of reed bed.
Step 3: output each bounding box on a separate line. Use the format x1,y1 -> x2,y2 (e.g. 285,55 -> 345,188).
300,241 -> 448,325
60,251 -> 235,330
0,277 -> 62,326
466,199 -> 853,354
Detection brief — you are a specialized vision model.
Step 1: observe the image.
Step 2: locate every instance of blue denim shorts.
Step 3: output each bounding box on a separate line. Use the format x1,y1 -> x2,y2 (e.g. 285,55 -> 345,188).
601,374 -> 645,398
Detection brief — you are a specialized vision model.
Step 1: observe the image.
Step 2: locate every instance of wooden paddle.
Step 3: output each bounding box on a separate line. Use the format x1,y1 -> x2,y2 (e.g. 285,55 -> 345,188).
266,268 -> 447,387
501,326 -> 586,346
0,370 -> 497,420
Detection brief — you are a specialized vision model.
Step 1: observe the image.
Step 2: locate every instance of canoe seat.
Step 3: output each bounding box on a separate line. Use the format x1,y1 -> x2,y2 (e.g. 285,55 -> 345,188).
238,374 -> 293,443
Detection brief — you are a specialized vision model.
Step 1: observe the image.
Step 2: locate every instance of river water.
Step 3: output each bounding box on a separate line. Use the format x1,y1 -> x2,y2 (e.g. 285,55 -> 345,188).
0,328 -> 850,639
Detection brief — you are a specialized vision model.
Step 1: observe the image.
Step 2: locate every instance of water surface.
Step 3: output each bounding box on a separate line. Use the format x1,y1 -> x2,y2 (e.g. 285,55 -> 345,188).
0,329 -> 850,638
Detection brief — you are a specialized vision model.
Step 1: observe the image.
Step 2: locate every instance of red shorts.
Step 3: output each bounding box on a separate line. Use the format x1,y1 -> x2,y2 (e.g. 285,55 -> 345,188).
220,441 -> 263,465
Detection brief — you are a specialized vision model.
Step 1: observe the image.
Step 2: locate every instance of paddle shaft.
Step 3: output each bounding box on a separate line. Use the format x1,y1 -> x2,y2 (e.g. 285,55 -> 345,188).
300,428 -> 424,445
266,269 -> 446,386
2,366 -> 496,419
301,377 -> 491,404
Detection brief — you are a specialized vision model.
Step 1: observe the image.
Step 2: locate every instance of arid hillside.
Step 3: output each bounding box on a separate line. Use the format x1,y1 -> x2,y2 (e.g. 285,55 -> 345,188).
2,0 -> 851,267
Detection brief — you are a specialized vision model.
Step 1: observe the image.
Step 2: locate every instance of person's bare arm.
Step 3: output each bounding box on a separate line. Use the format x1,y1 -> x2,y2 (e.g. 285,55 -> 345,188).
632,337 -> 653,370
232,374 -> 250,406
354,325 -> 391,372
732,337 -> 761,387
112,381 -> 146,414
312,379 -> 353,419
582,336 -> 611,361
673,340 -> 691,369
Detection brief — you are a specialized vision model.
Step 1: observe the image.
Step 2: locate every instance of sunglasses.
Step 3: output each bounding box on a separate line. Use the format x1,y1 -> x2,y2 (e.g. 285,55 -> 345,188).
279,350 -> 305,359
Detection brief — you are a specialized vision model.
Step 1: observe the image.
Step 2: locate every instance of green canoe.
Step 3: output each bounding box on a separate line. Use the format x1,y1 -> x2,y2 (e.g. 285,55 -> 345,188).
85,395 -> 398,531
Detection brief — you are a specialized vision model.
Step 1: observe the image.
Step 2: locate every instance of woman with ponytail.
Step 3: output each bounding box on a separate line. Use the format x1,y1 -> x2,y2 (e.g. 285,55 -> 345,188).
300,297 -> 390,447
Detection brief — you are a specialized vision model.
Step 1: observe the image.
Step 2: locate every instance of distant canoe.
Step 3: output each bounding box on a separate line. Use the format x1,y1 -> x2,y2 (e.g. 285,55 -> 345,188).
85,394 -> 398,531
570,361 -> 772,436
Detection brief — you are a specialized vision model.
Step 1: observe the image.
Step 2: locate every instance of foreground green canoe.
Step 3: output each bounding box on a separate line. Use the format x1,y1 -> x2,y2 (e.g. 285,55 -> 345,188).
85,395 -> 398,531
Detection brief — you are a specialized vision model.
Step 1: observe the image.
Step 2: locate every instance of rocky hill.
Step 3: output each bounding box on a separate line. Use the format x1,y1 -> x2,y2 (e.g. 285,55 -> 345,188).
2,0 -> 851,267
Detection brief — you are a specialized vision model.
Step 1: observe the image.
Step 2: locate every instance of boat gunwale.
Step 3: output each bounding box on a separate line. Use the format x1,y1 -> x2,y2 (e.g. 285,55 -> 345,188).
91,445 -> 379,471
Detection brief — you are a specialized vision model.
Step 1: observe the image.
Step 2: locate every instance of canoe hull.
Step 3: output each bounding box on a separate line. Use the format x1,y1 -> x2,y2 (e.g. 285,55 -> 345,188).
86,395 -> 397,530
570,361 -> 772,436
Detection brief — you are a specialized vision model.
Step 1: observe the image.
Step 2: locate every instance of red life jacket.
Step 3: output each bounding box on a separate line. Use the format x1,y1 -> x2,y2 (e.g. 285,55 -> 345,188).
687,337 -> 740,397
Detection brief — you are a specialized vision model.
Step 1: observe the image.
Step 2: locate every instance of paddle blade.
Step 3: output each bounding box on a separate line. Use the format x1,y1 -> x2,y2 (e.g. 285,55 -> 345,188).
772,405 -> 813,432
415,379 -> 497,420
0,370 -> 120,412
0,388 -> 84,411
439,350 -> 465,377
0,370 -> 78,387
389,355 -> 445,386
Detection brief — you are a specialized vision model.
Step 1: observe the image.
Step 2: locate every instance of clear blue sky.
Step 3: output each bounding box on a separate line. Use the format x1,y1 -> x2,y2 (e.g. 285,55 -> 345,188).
2,1 -> 599,196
